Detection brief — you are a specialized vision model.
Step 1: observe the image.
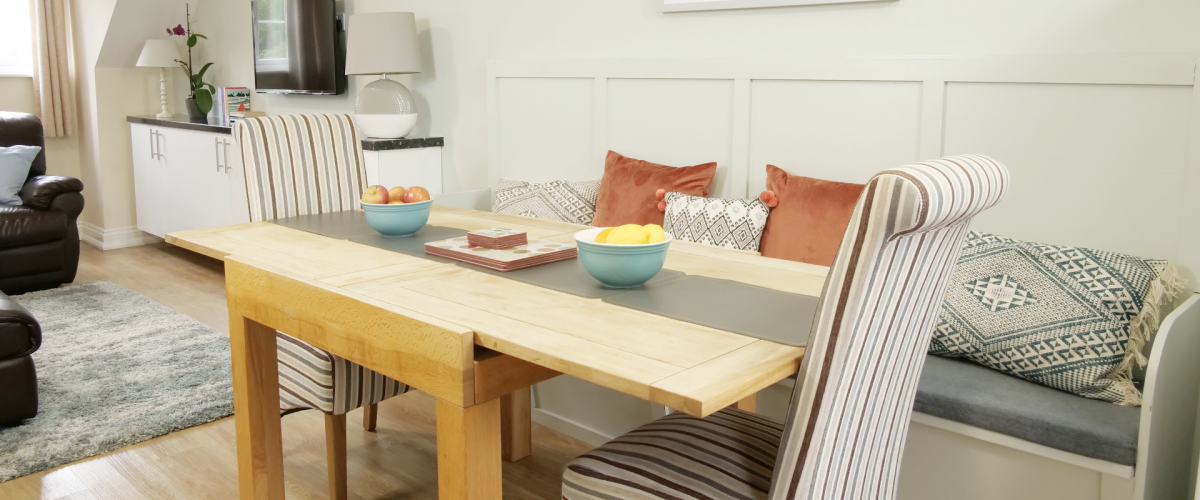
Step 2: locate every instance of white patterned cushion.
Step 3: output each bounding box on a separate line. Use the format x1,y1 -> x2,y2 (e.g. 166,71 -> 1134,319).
493,178 -> 601,226
661,192 -> 770,252
930,232 -> 1185,405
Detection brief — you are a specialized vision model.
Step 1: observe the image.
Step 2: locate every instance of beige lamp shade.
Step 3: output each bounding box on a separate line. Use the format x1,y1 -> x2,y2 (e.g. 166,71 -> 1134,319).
345,12 -> 422,75
136,39 -> 183,68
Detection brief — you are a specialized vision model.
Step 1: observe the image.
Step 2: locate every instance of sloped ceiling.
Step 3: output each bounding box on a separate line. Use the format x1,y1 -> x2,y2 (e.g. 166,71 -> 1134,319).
96,0 -> 195,68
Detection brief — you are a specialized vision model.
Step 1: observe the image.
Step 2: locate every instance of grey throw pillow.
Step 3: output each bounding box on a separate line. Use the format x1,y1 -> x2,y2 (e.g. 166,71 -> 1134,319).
661,192 -> 770,252
493,178 -> 601,226
930,232 -> 1186,405
0,145 -> 40,205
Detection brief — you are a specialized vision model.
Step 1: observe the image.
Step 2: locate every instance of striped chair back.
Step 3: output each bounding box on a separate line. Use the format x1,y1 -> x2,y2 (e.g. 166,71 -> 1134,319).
233,114 -> 368,222
770,155 -> 1009,500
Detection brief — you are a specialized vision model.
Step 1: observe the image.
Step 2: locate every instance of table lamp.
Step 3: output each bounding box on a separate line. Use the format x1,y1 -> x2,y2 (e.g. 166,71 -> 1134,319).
345,12 -> 423,139
137,39 -> 184,119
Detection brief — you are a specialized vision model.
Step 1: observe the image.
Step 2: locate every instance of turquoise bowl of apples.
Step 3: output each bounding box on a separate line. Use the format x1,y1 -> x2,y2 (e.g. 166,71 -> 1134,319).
361,185 -> 432,237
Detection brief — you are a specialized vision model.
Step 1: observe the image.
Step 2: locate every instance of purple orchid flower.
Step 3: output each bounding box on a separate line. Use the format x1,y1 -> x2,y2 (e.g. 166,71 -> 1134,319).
168,24 -> 185,36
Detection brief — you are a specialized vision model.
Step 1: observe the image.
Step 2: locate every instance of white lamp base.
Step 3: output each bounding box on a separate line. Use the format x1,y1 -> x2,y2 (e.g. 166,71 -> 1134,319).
356,113 -> 418,139
156,67 -> 173,119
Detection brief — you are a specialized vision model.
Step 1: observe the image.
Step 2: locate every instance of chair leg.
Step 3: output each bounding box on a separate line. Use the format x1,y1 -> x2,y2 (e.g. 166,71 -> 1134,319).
363,402 -> 378,432
325,413 -> 348,500
734,393 -> 757,413
500,388 -> 532,462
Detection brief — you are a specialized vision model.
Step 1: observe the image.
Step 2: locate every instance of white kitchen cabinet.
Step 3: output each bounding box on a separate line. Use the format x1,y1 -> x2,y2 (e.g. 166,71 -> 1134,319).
129,119 -> 250,239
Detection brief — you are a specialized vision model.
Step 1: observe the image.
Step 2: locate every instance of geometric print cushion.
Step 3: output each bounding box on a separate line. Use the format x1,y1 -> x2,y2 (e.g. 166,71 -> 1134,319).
661,192 -> 770,252
493,178 -> 601,226
276,331 -> 409,415
930,232 -> 1185,406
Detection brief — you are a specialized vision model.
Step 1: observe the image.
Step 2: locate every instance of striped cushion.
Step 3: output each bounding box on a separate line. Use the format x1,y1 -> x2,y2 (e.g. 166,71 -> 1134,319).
563,409 -> 780,500
276,331 -> 408,415
233,114 -> 369,222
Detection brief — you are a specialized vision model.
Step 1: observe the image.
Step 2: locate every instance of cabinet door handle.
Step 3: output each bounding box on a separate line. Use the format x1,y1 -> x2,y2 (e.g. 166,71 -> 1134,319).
149,129 -> 155,159
155,131 -> 165,160
215,137 -> 223,172
222,139 -> 231,173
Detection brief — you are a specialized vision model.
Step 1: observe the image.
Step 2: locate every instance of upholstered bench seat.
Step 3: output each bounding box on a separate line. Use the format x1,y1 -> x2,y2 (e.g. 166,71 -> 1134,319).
563,408 -> 779,500
914,354 -> 1140,466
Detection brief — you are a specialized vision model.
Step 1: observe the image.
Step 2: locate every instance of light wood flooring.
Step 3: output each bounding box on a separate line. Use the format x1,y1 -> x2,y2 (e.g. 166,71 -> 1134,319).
0,243 -> 593,500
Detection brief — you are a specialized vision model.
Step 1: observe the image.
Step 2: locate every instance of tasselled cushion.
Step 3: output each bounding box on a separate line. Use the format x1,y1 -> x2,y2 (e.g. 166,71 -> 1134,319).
661,192 -> 770,252
592,151 -> 717,227
930,231 -> 1186,405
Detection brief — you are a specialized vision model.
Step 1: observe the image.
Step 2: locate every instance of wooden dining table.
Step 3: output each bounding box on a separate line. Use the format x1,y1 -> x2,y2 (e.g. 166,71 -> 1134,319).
166,205 -> 828,500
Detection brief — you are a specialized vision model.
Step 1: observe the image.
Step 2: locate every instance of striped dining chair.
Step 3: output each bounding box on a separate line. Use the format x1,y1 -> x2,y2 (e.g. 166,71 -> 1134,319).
234,114 -> 410,500
561,155 -> 1009,500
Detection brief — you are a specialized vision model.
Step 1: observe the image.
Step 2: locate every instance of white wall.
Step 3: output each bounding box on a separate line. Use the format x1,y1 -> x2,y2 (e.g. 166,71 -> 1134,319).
193,0 -> 1200,196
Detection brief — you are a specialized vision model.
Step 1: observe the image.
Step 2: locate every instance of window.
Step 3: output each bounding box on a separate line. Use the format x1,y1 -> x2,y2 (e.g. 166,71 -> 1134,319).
0,0 -> 33,76
255,0 -> 287,72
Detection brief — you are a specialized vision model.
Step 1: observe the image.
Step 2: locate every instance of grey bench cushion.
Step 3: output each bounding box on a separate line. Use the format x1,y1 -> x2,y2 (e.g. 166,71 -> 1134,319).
914,354 -> 1141,466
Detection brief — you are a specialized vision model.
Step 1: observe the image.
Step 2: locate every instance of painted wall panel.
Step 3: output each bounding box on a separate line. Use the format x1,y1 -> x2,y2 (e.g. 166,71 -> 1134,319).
943,82 -> 1192,260
748,80 -> 922,189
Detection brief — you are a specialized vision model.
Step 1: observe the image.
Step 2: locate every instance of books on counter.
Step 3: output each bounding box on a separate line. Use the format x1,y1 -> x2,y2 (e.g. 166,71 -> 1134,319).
466,228 -> 528,249
215,87 -> 251,126
425,235 -> 577,272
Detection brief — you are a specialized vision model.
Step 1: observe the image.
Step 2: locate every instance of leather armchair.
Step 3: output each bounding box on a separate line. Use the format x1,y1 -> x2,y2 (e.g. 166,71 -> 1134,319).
0,112 -> 84,294
0,290 -> 40,425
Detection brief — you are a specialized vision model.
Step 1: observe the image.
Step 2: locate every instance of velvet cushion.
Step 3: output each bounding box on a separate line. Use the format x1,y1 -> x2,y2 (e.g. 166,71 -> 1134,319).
592,151 -> 717,227
758,165 -> 865,266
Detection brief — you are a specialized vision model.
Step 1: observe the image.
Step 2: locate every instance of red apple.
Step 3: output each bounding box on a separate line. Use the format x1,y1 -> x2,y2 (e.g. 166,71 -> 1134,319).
388,186 -> 407,204
403,186 -> 431,203
361,185 -> 389,204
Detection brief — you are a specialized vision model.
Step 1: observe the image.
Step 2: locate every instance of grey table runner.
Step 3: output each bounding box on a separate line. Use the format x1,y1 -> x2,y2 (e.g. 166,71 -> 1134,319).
269,212 -> 814,346
602,276 -> 817,347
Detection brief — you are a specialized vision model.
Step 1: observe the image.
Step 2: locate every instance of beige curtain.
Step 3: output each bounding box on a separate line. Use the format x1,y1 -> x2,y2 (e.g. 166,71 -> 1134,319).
29,0 -> 73,138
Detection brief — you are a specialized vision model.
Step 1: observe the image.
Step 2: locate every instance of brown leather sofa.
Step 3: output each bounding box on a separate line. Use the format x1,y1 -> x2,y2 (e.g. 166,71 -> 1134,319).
0,112 -> 84,294
0,290 -> 40,425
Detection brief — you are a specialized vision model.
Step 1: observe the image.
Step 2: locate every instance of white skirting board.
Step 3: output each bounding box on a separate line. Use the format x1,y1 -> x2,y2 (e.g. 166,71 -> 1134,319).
78,221 -> 162,251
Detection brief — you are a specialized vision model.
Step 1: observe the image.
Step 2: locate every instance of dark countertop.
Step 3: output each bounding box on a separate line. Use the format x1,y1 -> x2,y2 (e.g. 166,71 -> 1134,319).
126,115 -> 231,134
127,115 -> 444,151
362,137 -> 445,151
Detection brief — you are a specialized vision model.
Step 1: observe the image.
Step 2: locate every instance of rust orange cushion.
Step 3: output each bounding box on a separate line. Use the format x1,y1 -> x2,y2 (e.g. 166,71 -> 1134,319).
592,151 -> 717,227
758,165 -> 866,267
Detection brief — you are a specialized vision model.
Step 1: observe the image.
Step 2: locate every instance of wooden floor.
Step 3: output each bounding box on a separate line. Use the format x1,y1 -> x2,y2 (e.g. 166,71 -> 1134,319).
0,243 -> 592,500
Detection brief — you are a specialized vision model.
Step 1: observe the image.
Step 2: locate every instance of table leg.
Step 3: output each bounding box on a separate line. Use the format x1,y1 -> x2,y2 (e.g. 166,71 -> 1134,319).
436,398 -> 502,500
325,413 -> 348,500
734,393 -> 757,413
500,388 -> 532,462
230,316 -> 285,499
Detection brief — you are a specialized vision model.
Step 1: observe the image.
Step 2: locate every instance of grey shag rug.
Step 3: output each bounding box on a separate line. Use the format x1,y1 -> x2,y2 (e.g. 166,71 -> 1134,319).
0,281 -> 233,482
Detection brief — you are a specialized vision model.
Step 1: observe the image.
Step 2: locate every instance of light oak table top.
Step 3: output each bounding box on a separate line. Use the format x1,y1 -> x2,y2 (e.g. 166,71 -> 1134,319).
168,205 -> 827,417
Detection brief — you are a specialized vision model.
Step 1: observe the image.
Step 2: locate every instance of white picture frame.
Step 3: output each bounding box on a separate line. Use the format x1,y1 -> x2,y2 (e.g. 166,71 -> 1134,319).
659,0 -> 887,12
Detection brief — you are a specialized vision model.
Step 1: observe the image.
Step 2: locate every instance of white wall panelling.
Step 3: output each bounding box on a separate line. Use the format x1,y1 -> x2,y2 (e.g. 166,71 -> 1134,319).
488,57 -> 1200,287
489,57 -> 1200,500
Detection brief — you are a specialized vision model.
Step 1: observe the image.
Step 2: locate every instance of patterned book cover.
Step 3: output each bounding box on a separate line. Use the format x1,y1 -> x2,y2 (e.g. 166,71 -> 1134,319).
226,87 -> 250,121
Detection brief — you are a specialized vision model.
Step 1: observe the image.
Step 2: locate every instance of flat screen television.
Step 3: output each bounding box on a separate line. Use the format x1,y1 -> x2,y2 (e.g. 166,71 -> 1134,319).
251,0 -> 346,95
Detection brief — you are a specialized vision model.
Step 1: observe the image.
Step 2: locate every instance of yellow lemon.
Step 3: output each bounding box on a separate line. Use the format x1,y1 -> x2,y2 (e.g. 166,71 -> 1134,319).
606,224 -> 650,245
644,224 -> 666,243
594,227 -> 614,243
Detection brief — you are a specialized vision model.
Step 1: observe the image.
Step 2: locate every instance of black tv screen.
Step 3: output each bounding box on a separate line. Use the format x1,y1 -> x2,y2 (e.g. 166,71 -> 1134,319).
252,0 -> 345,95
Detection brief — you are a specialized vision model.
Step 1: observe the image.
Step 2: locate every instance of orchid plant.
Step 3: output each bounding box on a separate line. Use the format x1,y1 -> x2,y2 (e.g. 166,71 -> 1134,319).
167,4 -> 215,114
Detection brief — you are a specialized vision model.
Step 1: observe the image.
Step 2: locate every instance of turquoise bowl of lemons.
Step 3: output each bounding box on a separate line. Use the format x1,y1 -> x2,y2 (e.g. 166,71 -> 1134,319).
361,199 -> 433,237
574,226 -> 673,288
